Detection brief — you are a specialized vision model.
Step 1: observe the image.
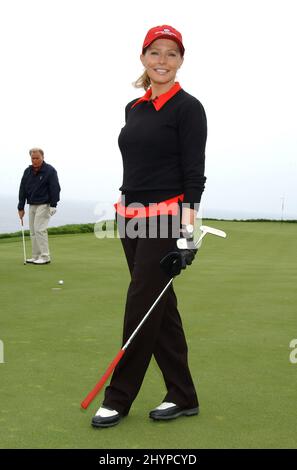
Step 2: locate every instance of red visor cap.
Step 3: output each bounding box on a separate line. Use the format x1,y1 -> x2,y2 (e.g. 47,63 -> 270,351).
142,25 -> 185,56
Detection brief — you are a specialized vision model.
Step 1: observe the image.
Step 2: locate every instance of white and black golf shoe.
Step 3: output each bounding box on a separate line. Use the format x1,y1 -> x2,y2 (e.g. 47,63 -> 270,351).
149,402 -> 199,421
91,406 -> 122,428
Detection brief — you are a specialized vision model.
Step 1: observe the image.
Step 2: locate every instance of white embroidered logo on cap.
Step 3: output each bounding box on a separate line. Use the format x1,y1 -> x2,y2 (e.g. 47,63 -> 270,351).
155,28 -> 177,38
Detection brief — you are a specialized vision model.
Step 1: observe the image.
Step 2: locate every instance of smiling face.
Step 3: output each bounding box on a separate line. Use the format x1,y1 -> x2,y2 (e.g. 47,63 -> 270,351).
140,38 -> 184,86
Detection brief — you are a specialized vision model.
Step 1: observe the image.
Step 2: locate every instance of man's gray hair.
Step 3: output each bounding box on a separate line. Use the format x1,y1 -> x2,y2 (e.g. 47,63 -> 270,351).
29,148 -> 44,157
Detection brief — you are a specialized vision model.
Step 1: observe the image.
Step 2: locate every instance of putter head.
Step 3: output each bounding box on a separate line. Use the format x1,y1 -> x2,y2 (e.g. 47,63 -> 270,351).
200,225 -> 227,238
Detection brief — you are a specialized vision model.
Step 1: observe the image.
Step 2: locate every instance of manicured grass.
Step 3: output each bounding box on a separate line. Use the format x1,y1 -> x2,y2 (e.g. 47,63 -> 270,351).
0,221 -> 296,448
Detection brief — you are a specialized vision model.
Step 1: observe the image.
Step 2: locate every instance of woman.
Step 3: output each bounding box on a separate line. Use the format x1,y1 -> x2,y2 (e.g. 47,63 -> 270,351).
92,24 -> 207,428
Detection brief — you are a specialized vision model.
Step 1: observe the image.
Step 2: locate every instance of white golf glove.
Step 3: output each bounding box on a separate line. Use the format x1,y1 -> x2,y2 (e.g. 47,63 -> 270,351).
49,207 -> 57,216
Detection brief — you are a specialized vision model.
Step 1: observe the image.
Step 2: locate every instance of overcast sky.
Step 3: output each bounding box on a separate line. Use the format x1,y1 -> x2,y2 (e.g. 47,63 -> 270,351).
0,0 -> 296,220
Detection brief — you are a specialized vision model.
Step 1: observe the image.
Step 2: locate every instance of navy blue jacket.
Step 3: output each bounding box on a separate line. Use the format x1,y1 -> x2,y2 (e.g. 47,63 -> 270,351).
18,162 -> 61,210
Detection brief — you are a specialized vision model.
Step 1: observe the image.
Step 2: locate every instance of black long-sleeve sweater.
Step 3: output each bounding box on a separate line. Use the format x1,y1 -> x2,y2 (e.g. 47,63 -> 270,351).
118,88 -> 207,208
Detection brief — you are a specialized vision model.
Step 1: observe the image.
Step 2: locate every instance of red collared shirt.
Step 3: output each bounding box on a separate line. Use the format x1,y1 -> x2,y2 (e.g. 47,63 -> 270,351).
131,81 -> 182,111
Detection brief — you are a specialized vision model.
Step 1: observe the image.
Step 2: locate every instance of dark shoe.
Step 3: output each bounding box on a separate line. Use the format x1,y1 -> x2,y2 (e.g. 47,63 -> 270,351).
149,402 -> 199,421
91,406 -> 122,428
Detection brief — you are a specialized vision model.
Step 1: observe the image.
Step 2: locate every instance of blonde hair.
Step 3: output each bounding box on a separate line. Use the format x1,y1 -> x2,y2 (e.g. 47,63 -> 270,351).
132,69 -> 151,91
29,148 -> 44,157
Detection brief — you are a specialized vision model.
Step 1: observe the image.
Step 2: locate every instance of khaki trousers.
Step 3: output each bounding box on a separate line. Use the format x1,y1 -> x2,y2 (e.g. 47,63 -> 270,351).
29,204 -> 51,261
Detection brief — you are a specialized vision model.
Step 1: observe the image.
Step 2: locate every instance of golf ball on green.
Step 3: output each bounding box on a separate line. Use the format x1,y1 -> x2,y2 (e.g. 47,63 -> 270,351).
58,280 -> 64,285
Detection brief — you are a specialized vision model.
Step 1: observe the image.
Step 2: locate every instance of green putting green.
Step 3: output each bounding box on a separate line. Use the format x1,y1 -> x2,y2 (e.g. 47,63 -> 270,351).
0,221 -> 296,449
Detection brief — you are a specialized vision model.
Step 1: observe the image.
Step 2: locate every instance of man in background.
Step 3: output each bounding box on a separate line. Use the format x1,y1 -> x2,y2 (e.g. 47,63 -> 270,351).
18,148 -> 61,265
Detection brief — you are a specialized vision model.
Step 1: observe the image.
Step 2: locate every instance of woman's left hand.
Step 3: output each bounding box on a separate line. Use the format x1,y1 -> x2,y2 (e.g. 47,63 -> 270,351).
160,238 -> 198,277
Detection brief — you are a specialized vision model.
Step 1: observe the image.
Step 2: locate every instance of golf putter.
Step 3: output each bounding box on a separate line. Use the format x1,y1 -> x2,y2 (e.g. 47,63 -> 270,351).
81,225 -> 227,409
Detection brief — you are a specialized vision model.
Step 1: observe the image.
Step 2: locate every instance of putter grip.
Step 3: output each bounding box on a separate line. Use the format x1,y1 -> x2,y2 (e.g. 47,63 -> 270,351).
80,348 -> 125,409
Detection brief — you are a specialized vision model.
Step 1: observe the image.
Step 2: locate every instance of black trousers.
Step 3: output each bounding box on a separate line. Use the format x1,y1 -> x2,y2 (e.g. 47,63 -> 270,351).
103,213 -> 198,415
